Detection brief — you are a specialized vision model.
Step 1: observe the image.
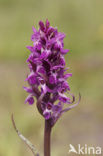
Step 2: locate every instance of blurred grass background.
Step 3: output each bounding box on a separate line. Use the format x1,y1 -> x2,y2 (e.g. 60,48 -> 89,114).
0,0 -> 103,156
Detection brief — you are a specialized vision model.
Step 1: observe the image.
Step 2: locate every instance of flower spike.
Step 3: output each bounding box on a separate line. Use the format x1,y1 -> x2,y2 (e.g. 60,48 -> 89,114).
24,20 -> 80,126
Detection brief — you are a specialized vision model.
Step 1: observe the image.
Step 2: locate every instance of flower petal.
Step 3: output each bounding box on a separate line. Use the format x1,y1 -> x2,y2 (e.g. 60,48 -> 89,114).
23,86 -> 33,93
25,95 -> 34,105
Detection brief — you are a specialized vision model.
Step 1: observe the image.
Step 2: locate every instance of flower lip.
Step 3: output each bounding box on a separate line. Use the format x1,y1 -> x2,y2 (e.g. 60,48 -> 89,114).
25,95 -> 34,105
27,72 -> 37,85
43,109 -> 51,120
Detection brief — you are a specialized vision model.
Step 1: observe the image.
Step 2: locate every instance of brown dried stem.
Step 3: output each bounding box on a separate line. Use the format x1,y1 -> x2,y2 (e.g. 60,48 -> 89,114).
11,114 -> 39,156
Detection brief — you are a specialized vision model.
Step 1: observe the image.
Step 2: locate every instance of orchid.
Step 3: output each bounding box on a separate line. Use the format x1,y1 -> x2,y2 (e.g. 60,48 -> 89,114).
24,20 -> 80,127
12,20 -> 80,156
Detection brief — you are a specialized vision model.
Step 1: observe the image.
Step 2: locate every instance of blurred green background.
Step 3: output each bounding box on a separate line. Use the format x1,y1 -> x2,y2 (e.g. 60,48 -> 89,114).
0,0 -> 103,156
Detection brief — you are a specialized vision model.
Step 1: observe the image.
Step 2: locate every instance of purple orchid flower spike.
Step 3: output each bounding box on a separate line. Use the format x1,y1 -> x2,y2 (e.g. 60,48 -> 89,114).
23,19 -> 81,156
